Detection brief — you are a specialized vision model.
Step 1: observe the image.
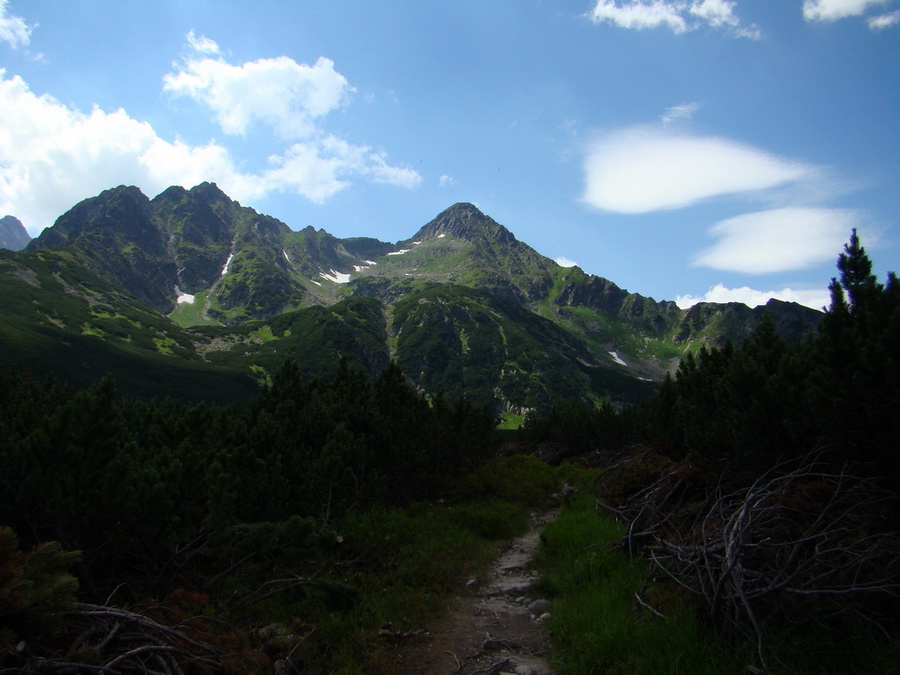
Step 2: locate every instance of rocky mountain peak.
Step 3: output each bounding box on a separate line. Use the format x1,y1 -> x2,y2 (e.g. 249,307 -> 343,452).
0,215 -> 31,251
413,202 -> 517,244
28,185 -> 155,251
0,182 -> 827,411
26,185 -> 177,312
188,181 -> 233,204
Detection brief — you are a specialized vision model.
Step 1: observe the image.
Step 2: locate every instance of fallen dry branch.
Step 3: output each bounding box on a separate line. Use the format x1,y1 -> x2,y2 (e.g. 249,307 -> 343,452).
602,455 -> 900,667
4,602 -> 223,674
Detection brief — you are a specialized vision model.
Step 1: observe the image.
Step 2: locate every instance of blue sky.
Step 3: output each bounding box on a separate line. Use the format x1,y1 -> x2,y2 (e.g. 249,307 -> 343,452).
1,0 -> 898,310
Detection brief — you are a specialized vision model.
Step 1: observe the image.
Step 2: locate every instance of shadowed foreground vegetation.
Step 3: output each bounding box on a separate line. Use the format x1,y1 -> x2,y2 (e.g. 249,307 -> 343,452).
2,231 -> 899,673
525,231 -> 900,672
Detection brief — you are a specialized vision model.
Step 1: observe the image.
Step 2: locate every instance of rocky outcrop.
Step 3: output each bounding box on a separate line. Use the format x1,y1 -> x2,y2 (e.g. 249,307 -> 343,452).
0,215 -> 30,251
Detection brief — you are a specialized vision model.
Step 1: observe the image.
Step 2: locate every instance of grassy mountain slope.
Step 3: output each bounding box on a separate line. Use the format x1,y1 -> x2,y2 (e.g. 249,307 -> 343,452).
0,248 -> 257,404
7,187 -> 823,412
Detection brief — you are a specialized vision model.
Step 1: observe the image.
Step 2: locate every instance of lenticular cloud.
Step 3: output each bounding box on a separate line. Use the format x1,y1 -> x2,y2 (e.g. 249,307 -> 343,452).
692,207 -> 857,274
582,127 -> 812,214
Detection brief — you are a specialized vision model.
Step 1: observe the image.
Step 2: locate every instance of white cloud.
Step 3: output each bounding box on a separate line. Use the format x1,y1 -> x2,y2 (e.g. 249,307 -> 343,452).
164,34 -> 352,139
692,207 -> 857,274
690,0 -> 762,37
555,256 -> 579,267
439,174 -> 456,187
0,70 -> 249,234
868,9 -> 900,26
0,0 -> 31,48
675,283 -> 829,310
803,0 -> 893,21
162,33 -> 421,198
255,136 -> 421,203
582,127 -> 813,213
587,0 -> 760,38
589,0 -> 688,32
0,63 -> 420,234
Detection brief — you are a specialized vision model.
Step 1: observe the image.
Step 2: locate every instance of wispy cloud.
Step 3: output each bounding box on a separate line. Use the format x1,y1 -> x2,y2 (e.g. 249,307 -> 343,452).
587,0 -> 761,39
0,0 -> 32,48
582,126 -> 813,213
868,8 -> 900,27
439,174 -> 456,187
675,283 -> 829,310
555,256 -> 579,267
661,102 -> 700,125
692,207 -> 858,274
185,28 -> 222,56
803,0 -> 899,27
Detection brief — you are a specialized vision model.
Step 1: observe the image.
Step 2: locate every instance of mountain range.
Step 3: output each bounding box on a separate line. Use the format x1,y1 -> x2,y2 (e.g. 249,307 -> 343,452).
1,183 -> 823,417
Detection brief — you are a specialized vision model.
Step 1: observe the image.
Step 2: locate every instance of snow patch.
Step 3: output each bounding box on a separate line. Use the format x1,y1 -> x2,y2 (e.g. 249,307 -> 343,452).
438,233 -> 446,238
365,260 -> 378,265
412,240 -> 422,245
319,270 -> 351,284
282,249 -> 293,265
221,253 -> 234,276
353,264 -> 370,272
311,280 -> 322,286
387,249 -> 411,256
174,286 -> 195,305
609,351 -> 627,367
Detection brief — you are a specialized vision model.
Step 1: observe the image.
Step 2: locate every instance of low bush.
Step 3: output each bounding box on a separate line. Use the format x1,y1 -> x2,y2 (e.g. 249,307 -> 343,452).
464,453 -> 558,504
0,527 -> 81,648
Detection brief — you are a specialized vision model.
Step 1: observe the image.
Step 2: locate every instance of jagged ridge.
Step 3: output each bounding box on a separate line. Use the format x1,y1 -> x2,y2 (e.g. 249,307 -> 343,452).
9,186 -> 824,412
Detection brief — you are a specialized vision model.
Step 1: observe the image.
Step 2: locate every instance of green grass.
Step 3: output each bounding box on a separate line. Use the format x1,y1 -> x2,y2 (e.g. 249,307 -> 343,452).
168,290 -> 214,327
463,453 -> 559,505
249,324 -> 278,342
535,487 -> 749,674
80,322 -> 104,337
231,502 -> 519,673
537,473 -> 900,674
497,410 -> 523,429
225,455 -> 562,674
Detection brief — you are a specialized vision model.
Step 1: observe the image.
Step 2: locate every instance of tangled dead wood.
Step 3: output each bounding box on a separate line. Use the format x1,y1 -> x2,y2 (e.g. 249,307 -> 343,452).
5,602 -> 236,674
598,453 -> 900,667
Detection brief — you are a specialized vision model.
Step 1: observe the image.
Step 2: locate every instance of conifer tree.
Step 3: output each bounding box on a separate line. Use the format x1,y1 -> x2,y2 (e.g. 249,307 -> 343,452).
834,228 -> 880,313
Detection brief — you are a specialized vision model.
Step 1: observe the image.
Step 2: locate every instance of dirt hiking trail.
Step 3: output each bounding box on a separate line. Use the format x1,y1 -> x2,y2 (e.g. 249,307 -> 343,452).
394,506 -> 559,675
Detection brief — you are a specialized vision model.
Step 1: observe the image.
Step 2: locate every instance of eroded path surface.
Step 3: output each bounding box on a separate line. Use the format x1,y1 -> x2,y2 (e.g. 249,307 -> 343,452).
395,508 -> 558,675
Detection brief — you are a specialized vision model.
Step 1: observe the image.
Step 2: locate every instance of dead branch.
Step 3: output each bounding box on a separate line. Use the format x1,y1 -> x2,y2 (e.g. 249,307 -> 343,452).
606,454 -> 900,668
226,575 -> 318,613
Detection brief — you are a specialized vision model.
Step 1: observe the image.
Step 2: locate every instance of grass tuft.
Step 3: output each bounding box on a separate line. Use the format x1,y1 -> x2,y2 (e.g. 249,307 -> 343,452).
536,488 -> 748,674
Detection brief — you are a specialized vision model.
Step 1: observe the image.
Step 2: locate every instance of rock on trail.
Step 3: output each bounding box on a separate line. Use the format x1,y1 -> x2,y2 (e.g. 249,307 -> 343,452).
395,507 -> 559,674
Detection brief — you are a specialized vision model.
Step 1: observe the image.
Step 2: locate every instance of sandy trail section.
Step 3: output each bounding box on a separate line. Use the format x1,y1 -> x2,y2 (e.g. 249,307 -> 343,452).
394,508 -> 558,675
